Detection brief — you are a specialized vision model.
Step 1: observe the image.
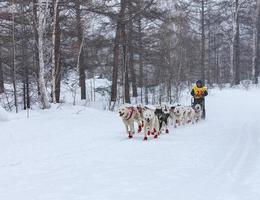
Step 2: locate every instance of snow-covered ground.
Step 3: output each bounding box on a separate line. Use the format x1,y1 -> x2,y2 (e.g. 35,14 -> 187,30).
1,87 -> 260,200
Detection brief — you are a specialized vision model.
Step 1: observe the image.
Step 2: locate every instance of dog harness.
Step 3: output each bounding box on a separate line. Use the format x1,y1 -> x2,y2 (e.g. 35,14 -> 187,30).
137,106 -> 142,114
125,107 -> 135,121
195,109 -> 200,113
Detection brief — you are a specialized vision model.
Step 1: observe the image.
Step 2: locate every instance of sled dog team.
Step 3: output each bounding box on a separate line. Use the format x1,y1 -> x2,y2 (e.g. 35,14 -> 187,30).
118,103 -> 203,141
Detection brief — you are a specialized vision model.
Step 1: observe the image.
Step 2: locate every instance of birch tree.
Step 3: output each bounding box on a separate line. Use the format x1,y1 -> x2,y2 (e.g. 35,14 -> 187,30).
37,0 -> 51,109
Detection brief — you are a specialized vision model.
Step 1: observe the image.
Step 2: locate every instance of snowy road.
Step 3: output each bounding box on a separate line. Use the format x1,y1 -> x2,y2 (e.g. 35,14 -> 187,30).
1,87 -> 260,200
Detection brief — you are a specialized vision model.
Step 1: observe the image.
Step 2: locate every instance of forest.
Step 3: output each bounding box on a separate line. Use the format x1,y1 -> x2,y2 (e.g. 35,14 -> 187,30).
0,0 -> 259,111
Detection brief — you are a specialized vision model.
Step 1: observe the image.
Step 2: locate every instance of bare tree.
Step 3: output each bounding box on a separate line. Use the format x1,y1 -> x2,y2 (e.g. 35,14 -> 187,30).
122,17 -> 130,104
51,0 -> 61,103
110,0 -> 127,110
127,1 -> 138,100
231,0 -> 241,85
20,2 -> 30,110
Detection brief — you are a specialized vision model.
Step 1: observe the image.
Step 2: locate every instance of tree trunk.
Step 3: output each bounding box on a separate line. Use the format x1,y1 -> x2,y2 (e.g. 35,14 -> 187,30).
201,0 -> 206,82
51,0 -> 61,103
122,23 -> 130,104
128,1 -> 138,98
76,27 -> 85,102
12,1 -> 18,113
110,24 -> 121,109
231,0 -> 240,85
33,0 -> 40,96
207,14 -> 212,86
0,49 -> 4,94
253,0 -> 260,84
215,42 -> 220,84
145,85 -> 148,105
22,22 -> 27,110
26,59 -> 30,109
234,0 -> 240,85
20,2 -> 30,110
75,0 -> 86,100
138,14 -> 144,103
167,79 -> 172,103
38,0 -> 51,109
110,0 -> 127,110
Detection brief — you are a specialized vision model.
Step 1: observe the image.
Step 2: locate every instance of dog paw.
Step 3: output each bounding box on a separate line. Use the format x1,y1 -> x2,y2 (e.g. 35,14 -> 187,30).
128,134 -> 133,139
147,131 -> 151,136
154,135 -> 158,139
143,136 -> 148,141
166,129 -> 169,134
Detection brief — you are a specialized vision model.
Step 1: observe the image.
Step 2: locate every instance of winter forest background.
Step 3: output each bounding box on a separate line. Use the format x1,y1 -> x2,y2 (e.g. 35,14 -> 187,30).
0,0 -> 259,112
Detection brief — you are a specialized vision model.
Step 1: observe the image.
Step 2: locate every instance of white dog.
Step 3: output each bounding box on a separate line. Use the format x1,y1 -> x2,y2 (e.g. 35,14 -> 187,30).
183,106 -> 195,124
118,105 -> 142,138
169,106 -> 176,126
193,104 -> 202,122
172,106 -> 185,127
143,109 -> 160,140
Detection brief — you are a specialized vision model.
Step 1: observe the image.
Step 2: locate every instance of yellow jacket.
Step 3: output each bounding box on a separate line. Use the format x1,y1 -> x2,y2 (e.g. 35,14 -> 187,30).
191,86 -> 208,99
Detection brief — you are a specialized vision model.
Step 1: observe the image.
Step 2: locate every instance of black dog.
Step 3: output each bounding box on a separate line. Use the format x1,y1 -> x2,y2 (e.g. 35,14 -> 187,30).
154,107 -> 170,134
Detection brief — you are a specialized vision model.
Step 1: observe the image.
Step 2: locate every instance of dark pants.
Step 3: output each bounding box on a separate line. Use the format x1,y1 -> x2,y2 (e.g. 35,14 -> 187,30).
192,98 -> 206,119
